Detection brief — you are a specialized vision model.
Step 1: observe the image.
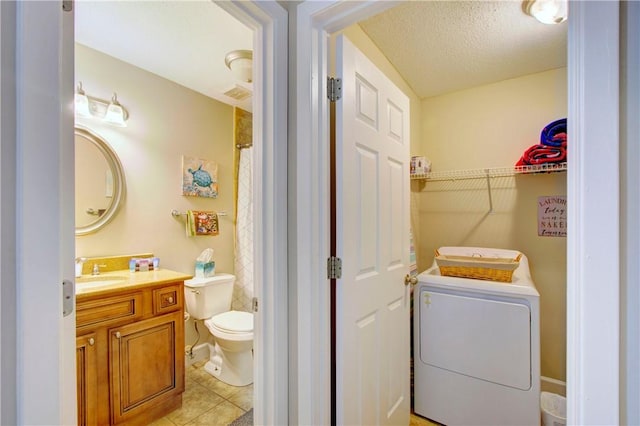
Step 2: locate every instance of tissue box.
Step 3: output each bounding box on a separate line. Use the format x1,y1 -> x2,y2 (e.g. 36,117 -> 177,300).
195,261 -> 215,278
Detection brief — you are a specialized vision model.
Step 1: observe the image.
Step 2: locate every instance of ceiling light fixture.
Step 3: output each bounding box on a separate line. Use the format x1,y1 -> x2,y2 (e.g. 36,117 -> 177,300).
224,50 -> 253,83
74,82 -> 129,127
524,0 -> 568,24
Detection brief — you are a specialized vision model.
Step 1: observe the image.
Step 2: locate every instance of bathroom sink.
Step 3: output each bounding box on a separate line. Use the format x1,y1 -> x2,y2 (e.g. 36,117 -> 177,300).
76,275 -> 128,289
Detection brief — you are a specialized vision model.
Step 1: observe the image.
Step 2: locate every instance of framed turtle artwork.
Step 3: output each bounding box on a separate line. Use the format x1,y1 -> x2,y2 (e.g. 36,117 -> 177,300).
182,155 -> 218,198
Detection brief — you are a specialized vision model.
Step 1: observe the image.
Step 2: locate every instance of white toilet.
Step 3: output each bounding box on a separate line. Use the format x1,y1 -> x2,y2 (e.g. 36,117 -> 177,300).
184,274 -> 253,386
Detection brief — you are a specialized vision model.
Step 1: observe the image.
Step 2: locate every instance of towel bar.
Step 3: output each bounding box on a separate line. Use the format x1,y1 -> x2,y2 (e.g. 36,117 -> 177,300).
171,209 -> 228,218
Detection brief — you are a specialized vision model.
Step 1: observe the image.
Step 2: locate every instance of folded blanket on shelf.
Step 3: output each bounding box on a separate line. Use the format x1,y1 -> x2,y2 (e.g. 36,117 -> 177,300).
515,144 -> 566,166
540,118 -> 567,147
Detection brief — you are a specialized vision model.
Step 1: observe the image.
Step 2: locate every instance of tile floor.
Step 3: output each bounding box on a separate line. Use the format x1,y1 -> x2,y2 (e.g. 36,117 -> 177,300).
150,360 -> 252,426
151,360 -> 438,426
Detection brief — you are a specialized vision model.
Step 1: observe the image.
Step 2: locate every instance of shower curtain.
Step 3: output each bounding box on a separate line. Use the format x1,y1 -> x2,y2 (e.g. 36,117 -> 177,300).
233,146 -> 254,312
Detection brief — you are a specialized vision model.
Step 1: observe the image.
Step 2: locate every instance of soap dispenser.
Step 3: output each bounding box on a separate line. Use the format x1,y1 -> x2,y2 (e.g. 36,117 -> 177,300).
75,257 -> 86,277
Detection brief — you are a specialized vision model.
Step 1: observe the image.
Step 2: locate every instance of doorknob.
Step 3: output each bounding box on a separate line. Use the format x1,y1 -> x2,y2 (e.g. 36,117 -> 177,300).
404,274 -> 418,286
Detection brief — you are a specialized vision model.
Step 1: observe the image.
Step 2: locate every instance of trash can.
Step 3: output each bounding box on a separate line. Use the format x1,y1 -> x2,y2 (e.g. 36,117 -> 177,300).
541,391 -> 566,426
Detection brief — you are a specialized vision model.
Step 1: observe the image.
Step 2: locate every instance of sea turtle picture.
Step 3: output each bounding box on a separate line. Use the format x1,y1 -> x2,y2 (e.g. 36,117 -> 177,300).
182,156 -> 218,198
189,165 -> 213,189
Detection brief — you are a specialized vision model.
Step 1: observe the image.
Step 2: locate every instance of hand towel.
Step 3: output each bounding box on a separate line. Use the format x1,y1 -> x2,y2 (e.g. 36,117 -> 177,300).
186,210 -> 219,236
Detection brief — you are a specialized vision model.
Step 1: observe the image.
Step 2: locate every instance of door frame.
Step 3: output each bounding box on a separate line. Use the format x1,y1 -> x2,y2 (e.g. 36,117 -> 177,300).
216,2 -> 289,424
0,2 -> 288,425
289,1 -> 620,425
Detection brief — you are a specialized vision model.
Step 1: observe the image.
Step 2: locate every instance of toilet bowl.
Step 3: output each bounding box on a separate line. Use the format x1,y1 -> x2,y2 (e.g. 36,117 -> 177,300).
204,310 -> 253,386
184,274 -> 253,386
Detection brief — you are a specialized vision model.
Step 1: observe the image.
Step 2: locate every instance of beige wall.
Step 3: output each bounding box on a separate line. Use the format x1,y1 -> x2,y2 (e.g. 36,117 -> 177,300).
75,44 -> 237,347
415,68 -> 567,381
75,44 -> 236,275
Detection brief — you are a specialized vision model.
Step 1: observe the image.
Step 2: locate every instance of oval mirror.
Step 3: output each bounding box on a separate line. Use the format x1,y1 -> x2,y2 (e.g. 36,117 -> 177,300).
75,127 -> 126,236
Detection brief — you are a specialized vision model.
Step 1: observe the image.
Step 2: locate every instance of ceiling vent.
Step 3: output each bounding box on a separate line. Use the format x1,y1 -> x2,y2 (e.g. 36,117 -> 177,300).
224,85 -> 252,101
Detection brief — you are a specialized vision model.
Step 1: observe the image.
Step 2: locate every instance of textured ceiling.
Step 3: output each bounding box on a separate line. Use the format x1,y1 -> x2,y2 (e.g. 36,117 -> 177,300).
75,0 -> 254,111
76,1 -> 567,108
359,1 -> 567,98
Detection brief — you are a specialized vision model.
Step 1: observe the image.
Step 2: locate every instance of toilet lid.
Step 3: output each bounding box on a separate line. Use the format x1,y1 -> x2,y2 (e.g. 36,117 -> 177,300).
210,310 -> 253,333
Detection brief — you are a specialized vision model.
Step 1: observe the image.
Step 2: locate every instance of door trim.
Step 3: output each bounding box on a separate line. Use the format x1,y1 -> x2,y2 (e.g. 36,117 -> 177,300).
566,2 -> 620,423
290,1 -> 621,424
1,2 -> 288,425
214,2 -> 289,425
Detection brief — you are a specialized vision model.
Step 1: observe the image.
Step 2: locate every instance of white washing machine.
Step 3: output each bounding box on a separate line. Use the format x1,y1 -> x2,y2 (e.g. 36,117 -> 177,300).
414,246 -> 540,426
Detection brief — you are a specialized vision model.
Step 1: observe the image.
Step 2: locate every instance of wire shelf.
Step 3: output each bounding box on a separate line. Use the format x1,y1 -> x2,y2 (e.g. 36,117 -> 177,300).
410,162 -> 567,182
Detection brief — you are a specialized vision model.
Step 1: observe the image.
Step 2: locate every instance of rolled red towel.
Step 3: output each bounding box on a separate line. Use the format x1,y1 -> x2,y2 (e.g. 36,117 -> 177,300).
516,144 -> 566,166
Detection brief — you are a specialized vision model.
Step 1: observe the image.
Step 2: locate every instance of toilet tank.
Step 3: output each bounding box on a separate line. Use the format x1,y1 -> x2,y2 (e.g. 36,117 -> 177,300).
184,273 -> 236,320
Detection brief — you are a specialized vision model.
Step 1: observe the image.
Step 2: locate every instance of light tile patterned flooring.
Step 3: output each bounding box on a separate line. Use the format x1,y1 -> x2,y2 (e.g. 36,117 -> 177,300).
151,359 -> 438,426
150,360 -> 252,426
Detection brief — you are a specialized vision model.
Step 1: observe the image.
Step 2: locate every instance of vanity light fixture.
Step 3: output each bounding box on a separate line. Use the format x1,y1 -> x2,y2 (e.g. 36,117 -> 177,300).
224,50 -> 253,83
74,82 -> 129,127
103,94 -> 127,127
524,0 -> 568,24
75,82 -> 91,118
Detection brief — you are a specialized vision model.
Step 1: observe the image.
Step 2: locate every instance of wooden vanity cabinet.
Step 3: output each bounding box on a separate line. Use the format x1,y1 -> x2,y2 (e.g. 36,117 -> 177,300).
76,333 -> 98,426
76,281 -> 185,426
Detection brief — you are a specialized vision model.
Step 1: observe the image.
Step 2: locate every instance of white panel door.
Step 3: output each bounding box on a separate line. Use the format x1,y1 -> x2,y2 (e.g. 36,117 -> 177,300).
335,35 -> 410,425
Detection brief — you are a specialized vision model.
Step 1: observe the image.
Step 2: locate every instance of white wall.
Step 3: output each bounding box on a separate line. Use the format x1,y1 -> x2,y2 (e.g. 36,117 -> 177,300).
415,68 -> 567,381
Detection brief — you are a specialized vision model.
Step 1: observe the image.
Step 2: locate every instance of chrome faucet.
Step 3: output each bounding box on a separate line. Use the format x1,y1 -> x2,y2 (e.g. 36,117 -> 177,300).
92,263 -> 107,275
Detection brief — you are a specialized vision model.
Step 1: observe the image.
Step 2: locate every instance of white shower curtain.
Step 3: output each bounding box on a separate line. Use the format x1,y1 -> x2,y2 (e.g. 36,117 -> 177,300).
233,146 -> 254,312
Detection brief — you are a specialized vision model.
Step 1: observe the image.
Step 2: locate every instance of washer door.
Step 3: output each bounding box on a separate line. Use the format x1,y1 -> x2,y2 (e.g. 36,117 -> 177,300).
419,289 -> 531,390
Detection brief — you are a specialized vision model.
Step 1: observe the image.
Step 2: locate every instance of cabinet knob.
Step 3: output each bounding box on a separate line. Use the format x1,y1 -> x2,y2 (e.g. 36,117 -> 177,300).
167,296 -> 174,304
115,331 -> 121,339
88,337 -> 95,346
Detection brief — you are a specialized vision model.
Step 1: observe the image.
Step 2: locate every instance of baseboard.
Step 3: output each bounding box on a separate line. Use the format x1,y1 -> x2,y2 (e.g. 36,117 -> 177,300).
541,376 -> 566,397
185,342 -> 209,366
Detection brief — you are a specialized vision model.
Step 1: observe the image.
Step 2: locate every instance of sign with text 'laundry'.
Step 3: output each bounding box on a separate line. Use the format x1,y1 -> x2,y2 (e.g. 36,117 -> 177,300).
538,196 -> 567,237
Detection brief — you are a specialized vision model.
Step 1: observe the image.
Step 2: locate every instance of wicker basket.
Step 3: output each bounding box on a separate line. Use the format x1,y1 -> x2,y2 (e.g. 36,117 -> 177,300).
434,250 -> 522,283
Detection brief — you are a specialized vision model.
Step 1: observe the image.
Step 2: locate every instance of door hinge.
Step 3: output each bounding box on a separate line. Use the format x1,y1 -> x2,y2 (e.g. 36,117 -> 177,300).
252,297 -> 259,313
327,256 -> 342,280
62,0 -> 73,12
327,77 -> 342,102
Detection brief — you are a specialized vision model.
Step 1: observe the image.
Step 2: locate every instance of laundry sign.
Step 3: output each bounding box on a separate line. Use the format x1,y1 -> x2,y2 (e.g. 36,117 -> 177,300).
538,196 -> 567,237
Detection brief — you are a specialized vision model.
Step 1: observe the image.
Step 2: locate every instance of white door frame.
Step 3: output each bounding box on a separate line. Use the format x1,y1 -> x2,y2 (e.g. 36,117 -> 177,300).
215,2 -> 289,424
289,1 -> 621,425
3,2 -> 77,424
0,2 -> 288,425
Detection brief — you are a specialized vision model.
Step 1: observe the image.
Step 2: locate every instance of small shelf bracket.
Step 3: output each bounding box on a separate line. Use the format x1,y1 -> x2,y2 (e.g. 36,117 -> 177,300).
485,169 -> 494,214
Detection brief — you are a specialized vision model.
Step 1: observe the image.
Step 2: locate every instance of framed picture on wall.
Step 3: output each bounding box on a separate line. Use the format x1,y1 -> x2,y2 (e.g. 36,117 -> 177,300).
182,155 -> 218,198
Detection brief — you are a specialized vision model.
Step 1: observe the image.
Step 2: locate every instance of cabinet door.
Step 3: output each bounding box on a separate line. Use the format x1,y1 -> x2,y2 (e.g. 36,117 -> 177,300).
109,311 -> 185,424
76,333 -> 98,426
